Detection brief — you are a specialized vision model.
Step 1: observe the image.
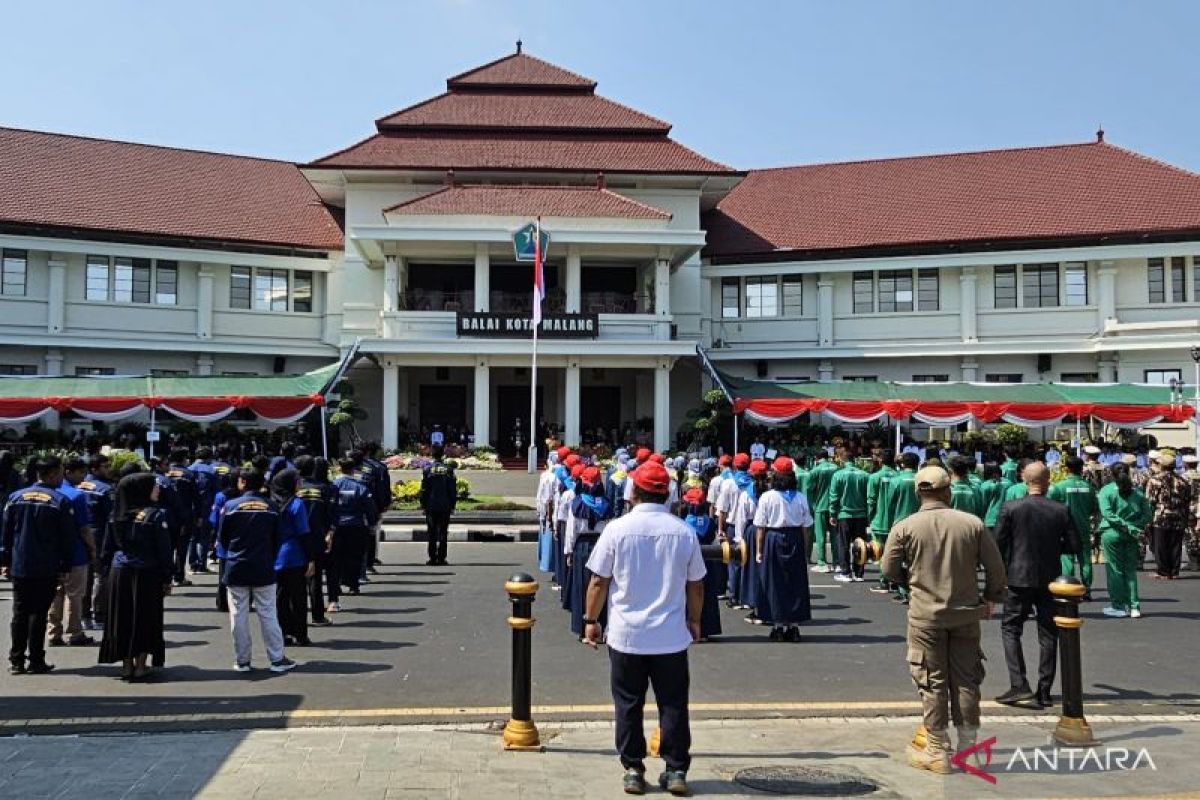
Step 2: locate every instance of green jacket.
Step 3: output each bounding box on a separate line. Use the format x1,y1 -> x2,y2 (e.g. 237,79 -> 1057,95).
949,479 -> 983,519
1048,475 -> 1099,548
808,460 -> 838,513
885,468 -> 920,530
979,477 -> 1011,527
1003,481 -> 1028,502
1096,483 -> 1151,541
828,463 -> 870,520
1001,458 -> 1020,484
867,465 -> 896,532
796,467 -> 811,498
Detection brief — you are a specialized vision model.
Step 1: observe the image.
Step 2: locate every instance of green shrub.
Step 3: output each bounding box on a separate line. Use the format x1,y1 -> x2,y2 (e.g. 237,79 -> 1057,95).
456,477 -> 471,500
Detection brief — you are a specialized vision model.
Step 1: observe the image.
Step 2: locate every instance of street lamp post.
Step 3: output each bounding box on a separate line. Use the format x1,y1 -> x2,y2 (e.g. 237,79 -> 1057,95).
1192,347 -> 1200,455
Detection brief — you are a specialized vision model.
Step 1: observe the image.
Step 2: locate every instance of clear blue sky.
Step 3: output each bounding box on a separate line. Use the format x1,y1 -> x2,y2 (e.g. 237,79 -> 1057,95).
5,1 -> 1199,171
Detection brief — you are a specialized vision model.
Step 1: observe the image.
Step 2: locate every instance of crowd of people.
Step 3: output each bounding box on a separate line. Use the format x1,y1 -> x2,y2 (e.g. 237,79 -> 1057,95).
0,441 -> 400,679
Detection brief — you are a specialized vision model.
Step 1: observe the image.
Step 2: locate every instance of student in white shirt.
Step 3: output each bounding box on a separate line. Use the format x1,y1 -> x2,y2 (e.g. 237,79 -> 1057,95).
553,462 -> 581,592
583,461 -> 705,796
535,452 -> 560,573
754,457 -> 815,643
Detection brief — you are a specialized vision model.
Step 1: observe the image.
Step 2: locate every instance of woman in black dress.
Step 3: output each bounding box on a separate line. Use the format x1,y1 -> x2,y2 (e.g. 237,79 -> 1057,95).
98,473 -> 172,680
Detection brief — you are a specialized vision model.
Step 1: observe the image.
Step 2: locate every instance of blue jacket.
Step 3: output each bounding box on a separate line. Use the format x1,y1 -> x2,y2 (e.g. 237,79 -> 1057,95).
189,462 -> 219,523
331,475 -> 378,529
274,496 -> 312,571
78,475 -> 114,565
111,507 -> 173,579
1,483 -> 77,579
217,492 -> 282,587
209,490 -> 229,558
165,464 -> 201,529
60,481 -> 93,567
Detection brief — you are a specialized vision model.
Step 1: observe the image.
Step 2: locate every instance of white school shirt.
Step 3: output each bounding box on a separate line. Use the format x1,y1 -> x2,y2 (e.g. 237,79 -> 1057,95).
555,488 -> 575,524
753,489 -> 815,530
535,470 -> 558,510
716,473 -> 744,517
623,469 -> 637,503
565,501 -> 609,554
730,490 -> 757,543
668,479 -> 679,508
706,474 -> 726,506
586,502 -> 707,656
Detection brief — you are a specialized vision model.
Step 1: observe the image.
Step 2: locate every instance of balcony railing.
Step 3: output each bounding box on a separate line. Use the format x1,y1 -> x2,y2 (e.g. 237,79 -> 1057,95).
400,288 -> 654,315
401,289 -> 474,312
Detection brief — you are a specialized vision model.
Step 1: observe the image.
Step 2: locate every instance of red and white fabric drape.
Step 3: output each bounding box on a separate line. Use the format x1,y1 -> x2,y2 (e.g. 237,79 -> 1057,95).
732,399 -> 1189,428
0,395 -> 326,425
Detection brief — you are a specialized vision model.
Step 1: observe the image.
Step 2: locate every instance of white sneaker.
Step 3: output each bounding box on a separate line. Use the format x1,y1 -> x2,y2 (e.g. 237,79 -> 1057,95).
233,663 -> 252,673
851,575 -> 865,582
833,573 -> 853,583
1130,608 -> 1143,619
1101,606 -> 1128,617
810,565 -> 831,574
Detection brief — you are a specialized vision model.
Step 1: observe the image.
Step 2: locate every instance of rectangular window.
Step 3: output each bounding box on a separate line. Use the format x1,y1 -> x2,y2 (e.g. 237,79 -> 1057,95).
114,257 -> 152,303
720,277 -> 740,318
155,261 -> 178,305
1060,372 -> 1099,383
230,266 -> 252,309
1144,369 -> 1182,385
781,275 -> 802,315
986,373 -> 1024,383
843,375 -> 877,382
1148,257 -> 1165,303
744,276 -> 778,318
254,268 -> 288,311
293,270 -> 313,312
853,271 -> 874,314
994,265 -> 1017,308
85,255 -> 110,301
1,249 -> 27,296
0,364 -> 37,376
917,268 -> 939,311
150,369 -> 189,377
911,374 -> 949,382
75,367 -> 115,377
878,269 -> 913,313
1195,256 -> 1200,302
1064,261 -> 1088,306
1171,256 -> 1186,303
1022,263 -> 1059,308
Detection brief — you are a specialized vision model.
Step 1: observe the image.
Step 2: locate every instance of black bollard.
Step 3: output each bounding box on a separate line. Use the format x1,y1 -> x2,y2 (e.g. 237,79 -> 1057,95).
503,572 -> 542,750
1049,576 -> 1099,747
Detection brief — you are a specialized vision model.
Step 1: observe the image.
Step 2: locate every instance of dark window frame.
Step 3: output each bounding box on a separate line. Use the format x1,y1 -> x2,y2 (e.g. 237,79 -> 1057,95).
994,265 -> 1017,308
781,274 -> 803,316
917,268 -> 939,311
1143,368 -> 1182,385
85,255 -> 111,301
155,260 -> 178,305
852,271 -> 874,314
744,276 -> 778,318
1022,263 -> 1059,308
720,277 -> 740,318
1170,256 -> 1186,303
292,270 -> 313,313
1148,257 -> 1166,303
911,374 -> 950,383
1064,261 -> 1088,306
1,248 -> 28,297
230,266 -> 252,309
985,373 -> 1024,383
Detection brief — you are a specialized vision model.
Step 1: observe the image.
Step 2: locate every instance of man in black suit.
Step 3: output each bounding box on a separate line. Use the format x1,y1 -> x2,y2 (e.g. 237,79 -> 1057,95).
993,461 -> 1080,708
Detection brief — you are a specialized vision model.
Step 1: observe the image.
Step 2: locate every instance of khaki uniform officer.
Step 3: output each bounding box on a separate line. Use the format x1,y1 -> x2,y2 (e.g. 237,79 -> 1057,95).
881,466 -> 1007,775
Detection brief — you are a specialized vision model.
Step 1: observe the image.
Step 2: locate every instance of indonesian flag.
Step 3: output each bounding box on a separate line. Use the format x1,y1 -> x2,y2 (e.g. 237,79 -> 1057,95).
532,217 -> 544,327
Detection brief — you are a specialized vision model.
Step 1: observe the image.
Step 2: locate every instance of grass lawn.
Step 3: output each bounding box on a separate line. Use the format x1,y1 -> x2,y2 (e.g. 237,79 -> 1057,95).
390,494 -> 533,512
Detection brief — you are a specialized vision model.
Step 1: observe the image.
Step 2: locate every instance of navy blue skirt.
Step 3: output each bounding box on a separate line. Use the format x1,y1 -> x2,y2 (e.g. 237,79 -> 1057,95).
569,533 -> 606,635
758,527 -> 812,626
738,526 -> 760,608
553,520 -> 567,590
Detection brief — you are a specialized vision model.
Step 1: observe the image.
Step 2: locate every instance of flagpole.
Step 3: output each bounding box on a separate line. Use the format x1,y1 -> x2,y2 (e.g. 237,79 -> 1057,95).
527,217 -> 541,474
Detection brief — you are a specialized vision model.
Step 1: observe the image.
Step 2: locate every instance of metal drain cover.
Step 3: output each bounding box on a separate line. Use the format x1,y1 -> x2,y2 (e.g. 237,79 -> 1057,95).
733,765 -> 879,796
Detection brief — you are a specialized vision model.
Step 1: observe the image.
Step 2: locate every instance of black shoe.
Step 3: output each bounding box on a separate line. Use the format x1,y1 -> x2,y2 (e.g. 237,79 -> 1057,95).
372,559 -> 382,566
67,635 -> 95,646
768,627 -> 783,642
349,587 -> 361,596
310,618 -> 332,627
426,559 -> 437,566
995,685 -> 1035,705
8,663 -> 25,675
26,663 -> 54,675
658,769 -> 690,796
1082,592 -> 1093,602
1036,689 -> 1054,708
623,767 -> 647,795
785,626 -> 802,643
47,636 -> 66,647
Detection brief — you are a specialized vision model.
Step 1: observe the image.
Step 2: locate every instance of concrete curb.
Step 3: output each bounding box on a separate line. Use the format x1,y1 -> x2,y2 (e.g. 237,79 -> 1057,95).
381,525 -> 539,543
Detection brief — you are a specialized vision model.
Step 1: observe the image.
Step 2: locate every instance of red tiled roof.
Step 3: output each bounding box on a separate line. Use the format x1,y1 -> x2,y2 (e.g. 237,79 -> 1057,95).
446,53 -> 595,90
383,184 -> 672,219
311,131 -> 734,174
0,127 -> 343,251
704,141 -> 1200,259
377,92 -> 670,133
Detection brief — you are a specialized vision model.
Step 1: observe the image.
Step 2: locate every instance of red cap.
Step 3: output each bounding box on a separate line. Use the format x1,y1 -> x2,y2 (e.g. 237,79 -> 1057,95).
581,466 -> 602,487
683,486 -> 705,505
718,454 -> 732,467
556,446 -> 572,460
632,461 -> 670,494
564,454 -> 582,468
635,448 -> 651,463
570,464 -> 585,479
772,456 -> 794,474
733,453 -> 751,469
649,453 -> 666,464
748,459 -> 768,477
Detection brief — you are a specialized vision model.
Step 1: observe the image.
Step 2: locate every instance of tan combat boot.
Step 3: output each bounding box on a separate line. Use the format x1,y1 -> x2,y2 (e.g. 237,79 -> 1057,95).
907,729 -> 952,775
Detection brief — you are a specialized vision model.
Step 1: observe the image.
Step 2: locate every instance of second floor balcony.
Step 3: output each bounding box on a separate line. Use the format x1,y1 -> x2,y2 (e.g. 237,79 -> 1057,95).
400,288 -> 653,315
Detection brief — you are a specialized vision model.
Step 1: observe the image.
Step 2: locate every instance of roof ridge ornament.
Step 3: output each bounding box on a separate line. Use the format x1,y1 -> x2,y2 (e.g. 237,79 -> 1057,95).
1096,126 -> 1105,143
516,39 -> 522,55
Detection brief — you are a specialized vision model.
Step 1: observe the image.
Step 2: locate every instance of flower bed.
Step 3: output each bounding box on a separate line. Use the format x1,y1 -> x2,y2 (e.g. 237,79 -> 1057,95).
383,448 -> 503,471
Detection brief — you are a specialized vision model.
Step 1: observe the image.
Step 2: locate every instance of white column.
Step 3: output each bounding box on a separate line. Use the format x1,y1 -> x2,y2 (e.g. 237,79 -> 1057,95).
44,349 -> 63,429
565,246 -> 582,313
383,255 -> 398,313
196,354 -> 214,376
397,368 -> 410,430
654,258 -> 671,318
382,361 -> 399,451
653,360 -> 671,453
474,244 -> 490,312
960,357 -> 979,383
959,267 -> 978,342
564,361 -> 580,446
47,257 -> 66,334
817,274 -> 834,346
322,256 -> 345,346
1097,261 -> 1118,333
473,358 -> 490,447
1098,356 -> 1118,383
818,359 -> 834,382
197,266 -> 214,340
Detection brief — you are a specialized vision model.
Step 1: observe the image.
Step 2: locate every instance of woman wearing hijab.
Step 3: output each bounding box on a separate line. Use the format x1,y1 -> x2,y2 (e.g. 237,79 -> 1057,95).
754,457 -> 815,642
98,473 -> 172,680
566,466 -> 613,638
270,469 -> 314,646
1098,463 -> 1152,619
680,485 -> 722,640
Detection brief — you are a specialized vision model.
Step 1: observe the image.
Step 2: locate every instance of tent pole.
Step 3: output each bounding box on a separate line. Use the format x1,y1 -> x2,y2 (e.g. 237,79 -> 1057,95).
1075,417 -> 1082,457
148,407 -> 156,461
320,405 -> 328,461
895,418 -> 901,454
733,413 -> 740,453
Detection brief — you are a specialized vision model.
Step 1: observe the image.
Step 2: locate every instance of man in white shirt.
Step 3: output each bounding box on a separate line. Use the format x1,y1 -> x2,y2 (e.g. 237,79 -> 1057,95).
584,460 -> 705,797
750,439 -> 766,461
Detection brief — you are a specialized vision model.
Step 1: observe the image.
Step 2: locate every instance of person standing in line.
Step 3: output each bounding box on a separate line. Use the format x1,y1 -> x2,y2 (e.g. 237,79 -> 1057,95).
993,462 -> 1079,708
420,445 -> 457,567
270,469 -> 314,647
679,485 -> 721,641
216,470 -> 296,674
978,462 -> 1011,536
882,452 -> 922,604
47,457 -> 96,647
582,460 -> 705,797
866,448 -> 896,594
97,473 -> 172,681
555,461 -> 583,597
728,459 -> 764,620
754,457 -> 814,642
294,456 -> 335,627
948,457 -> 983,519
827,450 -> 870,584
882,465 -> 1006,774
536,451 -> 561,573
1048,456 -> 1100,598
77,455 -> 115,632
1098,463 -> 1152,618
163,449 -> 200,588
208,467 -> 238,613
358,443 -> 391,574
1081,445 -> 1107,491
330,455 -> 377,602
0,451 -> 21,497
1183,454 -> 1200,571
805,451 -> 838,573
188,447 -> 218,575
715,453 -> 750,606
567,467 -> 614,639
1144,451 -> 1193,581
1,457 -> 76,675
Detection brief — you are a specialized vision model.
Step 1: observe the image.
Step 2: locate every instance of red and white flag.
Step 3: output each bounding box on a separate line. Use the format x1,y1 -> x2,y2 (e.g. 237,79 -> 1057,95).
532,217 -> 544,327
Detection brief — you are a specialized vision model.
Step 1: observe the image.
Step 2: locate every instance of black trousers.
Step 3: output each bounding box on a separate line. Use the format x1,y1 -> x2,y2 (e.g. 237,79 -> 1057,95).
1151,525 -> 1185,577
836,517 -> 868,575
609,648 -> 692,772
171,527 -> 190,583
309,550 -> 335,618
276,567 -> 309,643
333,526 -> 368,591
1001,586 -> 1058,694
9,577 -> 58,668
427,512 -> 450,563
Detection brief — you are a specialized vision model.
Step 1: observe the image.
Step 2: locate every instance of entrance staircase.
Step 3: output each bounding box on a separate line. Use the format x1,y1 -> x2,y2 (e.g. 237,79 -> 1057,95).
498,456 -> 543,471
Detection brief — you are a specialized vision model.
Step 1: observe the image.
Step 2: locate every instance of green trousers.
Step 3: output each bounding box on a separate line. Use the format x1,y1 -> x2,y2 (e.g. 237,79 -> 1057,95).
1060,542 -> 1093,590
1101,531 -> 1140,611
813,512 -> 830,566
872,533 -> 890,587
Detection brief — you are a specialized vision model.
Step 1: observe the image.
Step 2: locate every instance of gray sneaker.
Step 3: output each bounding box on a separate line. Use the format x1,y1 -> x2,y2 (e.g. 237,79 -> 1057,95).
269,657 -> 297,673
658,770 -> 689,796
622,767 -> 647,795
